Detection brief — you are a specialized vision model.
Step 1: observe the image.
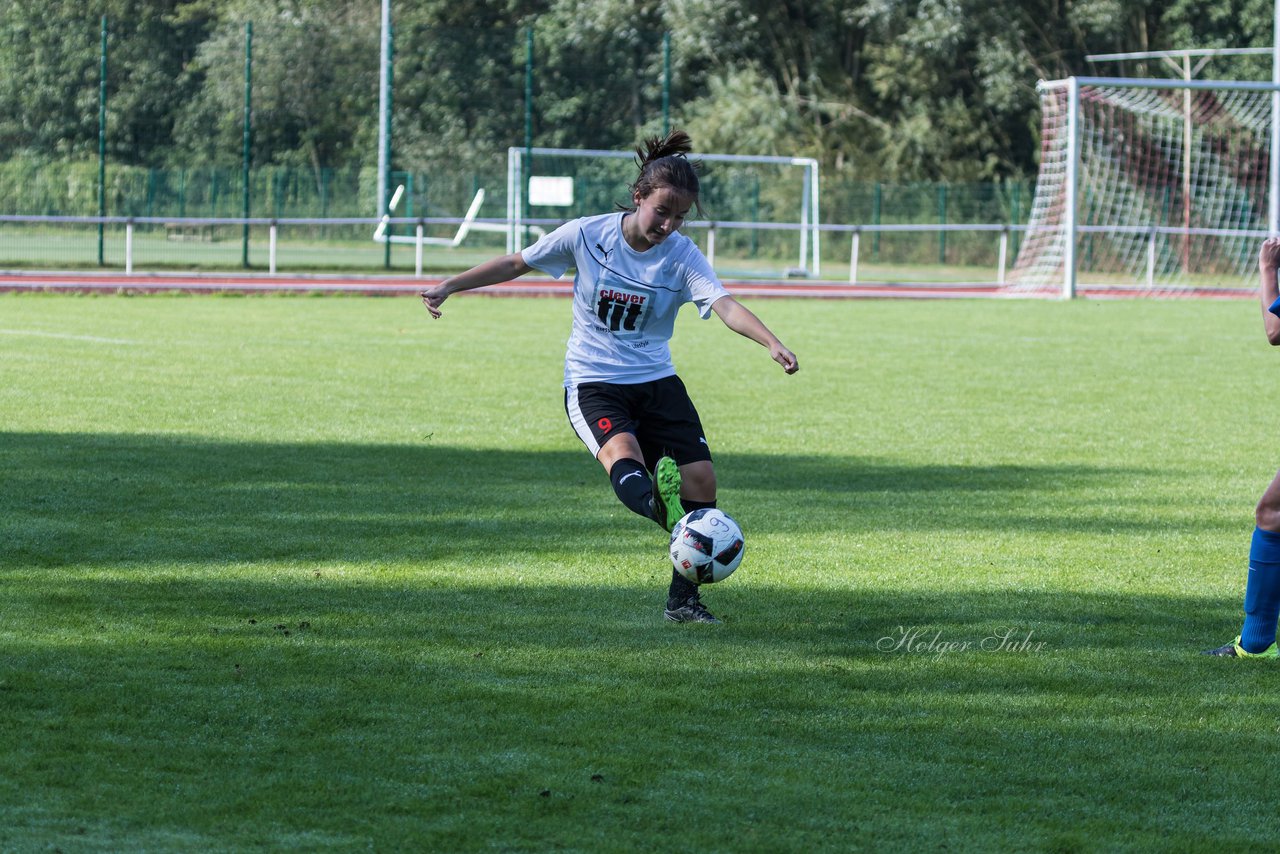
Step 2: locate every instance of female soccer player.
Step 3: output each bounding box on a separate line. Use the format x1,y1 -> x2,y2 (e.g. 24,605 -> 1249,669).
419,130 -> 799,624
1205,236 -> 1280,657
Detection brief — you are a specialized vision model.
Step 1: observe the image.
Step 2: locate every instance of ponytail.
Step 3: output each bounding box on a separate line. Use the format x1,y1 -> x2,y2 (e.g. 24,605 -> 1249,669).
636,129 -> 694,164
624,129 -> 703,214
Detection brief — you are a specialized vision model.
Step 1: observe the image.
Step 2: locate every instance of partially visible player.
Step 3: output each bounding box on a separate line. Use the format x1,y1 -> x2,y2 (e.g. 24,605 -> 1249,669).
419,130 -> 798,624
1205,237 -> 1280,657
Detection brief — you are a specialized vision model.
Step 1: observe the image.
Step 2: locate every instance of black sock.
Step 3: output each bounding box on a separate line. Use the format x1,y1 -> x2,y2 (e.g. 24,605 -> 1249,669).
668,498 -> 716,604
609,458 -> 655,520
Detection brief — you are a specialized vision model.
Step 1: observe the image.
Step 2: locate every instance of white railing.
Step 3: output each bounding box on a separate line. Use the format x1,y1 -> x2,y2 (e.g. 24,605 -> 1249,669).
0,214 -> 497,278
823,223 -> 1018,285
0,214 -> 1267,291
510,216 -> 1028,285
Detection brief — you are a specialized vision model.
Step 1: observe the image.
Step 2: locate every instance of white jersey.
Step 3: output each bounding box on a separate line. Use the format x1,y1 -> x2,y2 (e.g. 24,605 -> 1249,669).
521,212 -> 729,386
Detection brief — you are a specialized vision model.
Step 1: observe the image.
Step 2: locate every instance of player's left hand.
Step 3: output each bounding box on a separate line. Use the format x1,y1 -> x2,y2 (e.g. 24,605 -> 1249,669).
420,284 -> 449,319
772,344 -> 799,374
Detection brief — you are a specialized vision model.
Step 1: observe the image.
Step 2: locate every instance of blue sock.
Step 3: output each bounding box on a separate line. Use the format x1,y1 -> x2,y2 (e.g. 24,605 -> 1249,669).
1240,527 -> 1280,653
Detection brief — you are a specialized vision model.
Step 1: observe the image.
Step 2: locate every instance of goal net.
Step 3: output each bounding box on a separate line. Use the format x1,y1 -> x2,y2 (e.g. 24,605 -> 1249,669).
1010,77 -> 1275,296
507,147 -> 821,278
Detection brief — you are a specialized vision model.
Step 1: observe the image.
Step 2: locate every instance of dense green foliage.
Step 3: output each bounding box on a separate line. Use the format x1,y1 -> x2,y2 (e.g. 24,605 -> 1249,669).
2,293 -> 1279,849
0,0 -> 1275,186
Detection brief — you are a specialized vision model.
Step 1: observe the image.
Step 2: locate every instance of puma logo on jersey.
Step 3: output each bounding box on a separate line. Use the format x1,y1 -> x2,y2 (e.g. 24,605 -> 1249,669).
595,243 -> 613,262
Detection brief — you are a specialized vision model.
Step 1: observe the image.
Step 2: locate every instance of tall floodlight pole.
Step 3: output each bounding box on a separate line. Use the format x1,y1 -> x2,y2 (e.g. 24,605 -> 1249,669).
377,0 -> 391,218
97,18 -> 108,268
242,22 -> 252,268
1271,0 -> 1280,234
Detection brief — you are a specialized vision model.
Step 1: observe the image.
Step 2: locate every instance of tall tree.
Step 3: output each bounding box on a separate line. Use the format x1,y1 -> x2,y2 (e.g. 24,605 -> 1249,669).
0,0 -> 214,164
170,0 -> 378,178
390,0 -> 537,174
669,0 -> 1171,179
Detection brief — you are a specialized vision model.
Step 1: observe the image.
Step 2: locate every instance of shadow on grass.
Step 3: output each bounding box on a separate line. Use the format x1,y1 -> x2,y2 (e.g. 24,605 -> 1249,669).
0,566 -> 1260,743
1,430 -> 1215,570
1,573 -> 1271,850
1,428 -> 1271,848
0,568 -> 1246,660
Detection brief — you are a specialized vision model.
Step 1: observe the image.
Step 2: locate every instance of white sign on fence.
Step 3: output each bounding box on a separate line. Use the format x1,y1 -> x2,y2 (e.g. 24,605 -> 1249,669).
528,176 -> 574,207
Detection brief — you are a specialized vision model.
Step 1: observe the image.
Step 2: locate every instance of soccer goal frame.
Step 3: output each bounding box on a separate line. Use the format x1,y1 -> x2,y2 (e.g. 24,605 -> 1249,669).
507,147 -> 822,278
1014,76 -> 1280,298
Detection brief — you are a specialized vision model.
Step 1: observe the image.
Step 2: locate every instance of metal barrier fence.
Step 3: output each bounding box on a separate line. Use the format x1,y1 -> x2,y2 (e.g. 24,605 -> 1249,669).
0,213 -> 985,280
0,213 -> 1265,293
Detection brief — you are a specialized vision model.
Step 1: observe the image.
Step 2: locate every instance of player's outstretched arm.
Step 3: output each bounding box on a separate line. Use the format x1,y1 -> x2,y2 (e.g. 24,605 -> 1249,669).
711,296 -> 799,374
420,252 -> 532,319
1261,238 -> 1280,346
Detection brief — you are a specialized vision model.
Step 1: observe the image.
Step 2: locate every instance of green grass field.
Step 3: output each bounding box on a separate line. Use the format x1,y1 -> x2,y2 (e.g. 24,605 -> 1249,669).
2,292 -> 1277,851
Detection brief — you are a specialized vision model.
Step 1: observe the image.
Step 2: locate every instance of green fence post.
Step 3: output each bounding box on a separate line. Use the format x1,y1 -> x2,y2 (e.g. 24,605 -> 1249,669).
1011,181 -> 1021,257
524,26 -> 534,244
750,175 -> 760,257
524,27 -> 534,151
937,184 -> 947,265
662,31 -> 671,135
384,22 -> 394,270
97,16 -> 107,266
242,21 -> 252,268
872,183 -> 881,260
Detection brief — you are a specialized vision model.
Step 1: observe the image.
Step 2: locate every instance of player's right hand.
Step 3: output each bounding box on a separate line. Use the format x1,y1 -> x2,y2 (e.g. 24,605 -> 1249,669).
420,284 -> 449,319
1260,237 -> 1280,273
772,344 -> 799,374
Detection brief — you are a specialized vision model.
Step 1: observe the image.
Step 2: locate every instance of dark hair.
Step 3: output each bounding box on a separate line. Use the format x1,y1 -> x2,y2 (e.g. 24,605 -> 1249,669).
623,129 -> 704,215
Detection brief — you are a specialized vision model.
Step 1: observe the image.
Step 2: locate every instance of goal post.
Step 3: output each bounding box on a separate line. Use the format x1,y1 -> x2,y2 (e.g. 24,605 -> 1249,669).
1011,76 -> 1280,297
507,147 -> 821,278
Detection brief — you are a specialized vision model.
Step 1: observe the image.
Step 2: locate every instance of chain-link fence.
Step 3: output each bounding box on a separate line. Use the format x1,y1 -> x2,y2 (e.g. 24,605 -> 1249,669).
0,11 -> 1032,277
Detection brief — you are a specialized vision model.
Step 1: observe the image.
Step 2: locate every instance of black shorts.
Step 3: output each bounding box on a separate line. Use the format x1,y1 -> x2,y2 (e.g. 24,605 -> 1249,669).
564,375 -> 712,468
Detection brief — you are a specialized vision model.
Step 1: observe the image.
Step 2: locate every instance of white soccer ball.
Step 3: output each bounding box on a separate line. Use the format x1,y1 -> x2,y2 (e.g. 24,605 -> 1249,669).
669,508 -> 745,584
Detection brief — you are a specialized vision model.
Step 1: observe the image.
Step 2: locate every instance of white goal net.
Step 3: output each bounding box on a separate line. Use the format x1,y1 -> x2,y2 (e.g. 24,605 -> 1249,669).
1010,77 -> 1276,296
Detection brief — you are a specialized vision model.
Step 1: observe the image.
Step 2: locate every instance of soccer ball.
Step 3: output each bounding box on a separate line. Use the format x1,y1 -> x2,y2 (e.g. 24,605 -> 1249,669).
669,508 -> 745,584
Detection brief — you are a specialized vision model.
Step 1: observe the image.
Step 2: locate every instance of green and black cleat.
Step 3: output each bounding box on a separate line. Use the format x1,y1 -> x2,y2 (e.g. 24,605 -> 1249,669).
1202,636 -> 1278,658
650,456 -> 684,533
